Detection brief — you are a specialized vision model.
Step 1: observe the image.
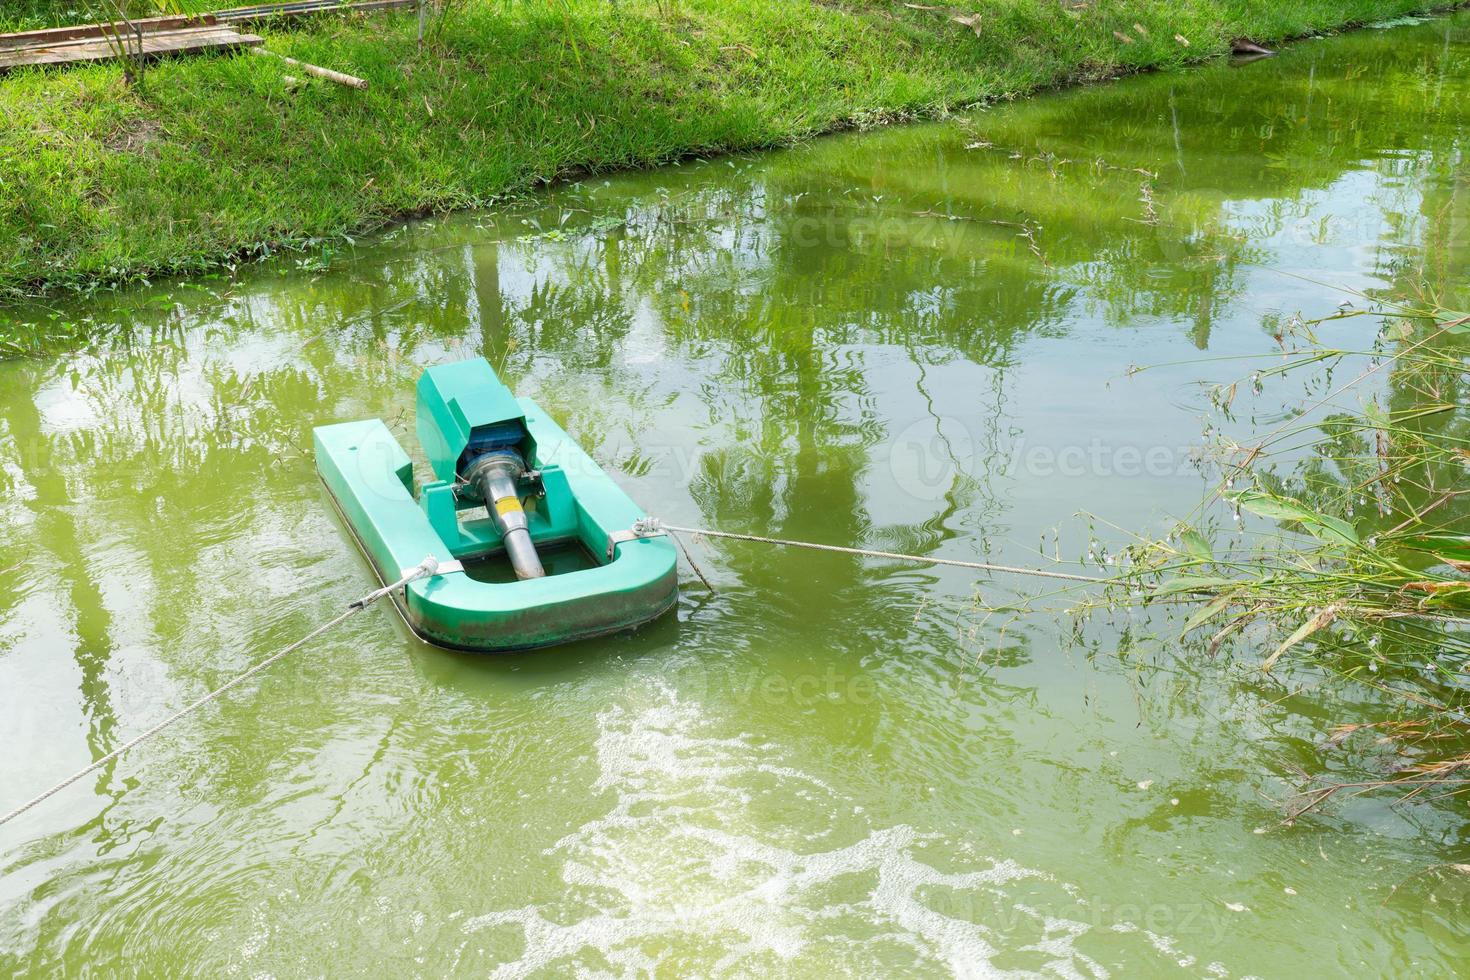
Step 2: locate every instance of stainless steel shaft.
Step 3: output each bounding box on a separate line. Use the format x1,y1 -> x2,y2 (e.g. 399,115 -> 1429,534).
467,453 -> 546,580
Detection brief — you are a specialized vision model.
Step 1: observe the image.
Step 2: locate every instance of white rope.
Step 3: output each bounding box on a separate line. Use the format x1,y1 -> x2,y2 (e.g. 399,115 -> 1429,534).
3,522 -> 1096,828
651,522 -> 1103,584
0,556 -> 441,830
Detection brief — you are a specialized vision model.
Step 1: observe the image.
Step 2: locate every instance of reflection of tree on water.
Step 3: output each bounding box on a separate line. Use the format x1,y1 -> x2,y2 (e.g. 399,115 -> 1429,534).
960,19 -> 1466,347
1372,158 -> 1470,540
644,173 -> 1060,576
4,363 -> 120,825
0,316 -> 452,835
1288,36 -> 1470,548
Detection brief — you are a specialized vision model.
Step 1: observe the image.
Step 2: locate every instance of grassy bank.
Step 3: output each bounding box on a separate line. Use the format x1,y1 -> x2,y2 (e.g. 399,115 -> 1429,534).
0,0 -> 1458,297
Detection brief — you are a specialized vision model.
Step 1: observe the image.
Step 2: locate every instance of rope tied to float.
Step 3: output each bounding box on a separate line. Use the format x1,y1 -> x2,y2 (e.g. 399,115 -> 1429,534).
351,554 -> 447,607
629,518 -> 1105,585
0,556 -> 444,830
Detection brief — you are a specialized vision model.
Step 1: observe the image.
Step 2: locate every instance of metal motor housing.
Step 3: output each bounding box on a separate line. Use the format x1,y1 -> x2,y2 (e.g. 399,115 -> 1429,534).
416,358 -> 538,486
416,359 -> 546,579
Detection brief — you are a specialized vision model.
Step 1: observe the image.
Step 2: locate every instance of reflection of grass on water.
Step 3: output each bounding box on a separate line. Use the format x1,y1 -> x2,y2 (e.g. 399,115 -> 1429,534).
1079,296 -> 1470,817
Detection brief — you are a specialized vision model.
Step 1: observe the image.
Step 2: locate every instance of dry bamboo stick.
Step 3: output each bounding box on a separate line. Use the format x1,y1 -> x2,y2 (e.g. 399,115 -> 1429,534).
251,45 -> 367,88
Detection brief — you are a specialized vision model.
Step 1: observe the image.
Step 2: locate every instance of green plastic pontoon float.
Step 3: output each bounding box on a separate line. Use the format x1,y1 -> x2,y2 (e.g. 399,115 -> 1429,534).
314,358 -> 677,651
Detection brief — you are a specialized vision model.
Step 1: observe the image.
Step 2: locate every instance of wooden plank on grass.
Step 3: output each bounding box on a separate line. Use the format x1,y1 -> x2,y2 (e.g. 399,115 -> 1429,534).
0,1 -> 414,52
215,0 -> 416,21
0,27 -> 263,69
0,15 -> 218,50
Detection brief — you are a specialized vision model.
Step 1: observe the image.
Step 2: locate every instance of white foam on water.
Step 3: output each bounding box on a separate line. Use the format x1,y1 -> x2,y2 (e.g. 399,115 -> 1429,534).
462,684 -> 1184,977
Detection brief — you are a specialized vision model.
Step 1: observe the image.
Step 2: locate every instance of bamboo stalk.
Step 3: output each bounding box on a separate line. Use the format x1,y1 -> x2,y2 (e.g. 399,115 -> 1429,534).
251,46 -> 367,88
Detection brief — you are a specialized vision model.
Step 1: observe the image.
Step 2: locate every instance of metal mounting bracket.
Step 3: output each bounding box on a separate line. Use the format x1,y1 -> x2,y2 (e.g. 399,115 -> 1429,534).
399,559 -> 464,579
606,518 -> 667,560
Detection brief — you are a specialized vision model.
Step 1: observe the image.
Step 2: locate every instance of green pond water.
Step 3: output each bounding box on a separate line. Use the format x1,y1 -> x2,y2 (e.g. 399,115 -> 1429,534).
3,13 -> 1470,976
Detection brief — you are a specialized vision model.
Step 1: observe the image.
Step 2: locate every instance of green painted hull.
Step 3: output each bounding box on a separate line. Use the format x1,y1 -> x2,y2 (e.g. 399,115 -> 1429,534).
314,396 -> 677,652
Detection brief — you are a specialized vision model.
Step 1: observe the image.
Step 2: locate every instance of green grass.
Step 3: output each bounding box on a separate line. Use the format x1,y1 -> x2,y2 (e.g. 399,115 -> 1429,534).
0,0 -> 1460,296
